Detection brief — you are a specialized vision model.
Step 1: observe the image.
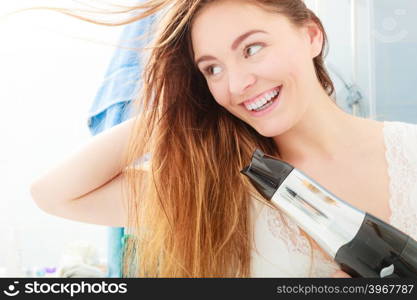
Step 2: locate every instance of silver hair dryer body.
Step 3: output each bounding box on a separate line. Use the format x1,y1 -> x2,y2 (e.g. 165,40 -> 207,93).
241,149 -> 417,278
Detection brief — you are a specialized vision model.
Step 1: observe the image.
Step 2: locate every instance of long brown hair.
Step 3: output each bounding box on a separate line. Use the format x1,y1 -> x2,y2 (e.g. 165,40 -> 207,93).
22,0 -> 336,277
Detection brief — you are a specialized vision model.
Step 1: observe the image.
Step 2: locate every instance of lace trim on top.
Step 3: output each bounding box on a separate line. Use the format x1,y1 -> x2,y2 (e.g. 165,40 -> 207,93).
266,207 -> 340,277
384,121 -> 417,240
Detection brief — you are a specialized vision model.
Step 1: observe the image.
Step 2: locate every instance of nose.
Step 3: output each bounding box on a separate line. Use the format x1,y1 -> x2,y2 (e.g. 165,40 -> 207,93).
228,66 -> 256,101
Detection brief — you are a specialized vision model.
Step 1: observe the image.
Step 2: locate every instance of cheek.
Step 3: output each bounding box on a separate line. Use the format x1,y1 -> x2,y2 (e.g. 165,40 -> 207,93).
286,46 -> 316,81
258,51 -> 295,82
208,85 -> 229,107
270,44 -> 309,79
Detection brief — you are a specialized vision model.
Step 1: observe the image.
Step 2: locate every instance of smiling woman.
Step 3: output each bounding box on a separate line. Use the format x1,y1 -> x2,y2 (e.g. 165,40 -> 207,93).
190,0 -> 341,139
28,0 -> 417,278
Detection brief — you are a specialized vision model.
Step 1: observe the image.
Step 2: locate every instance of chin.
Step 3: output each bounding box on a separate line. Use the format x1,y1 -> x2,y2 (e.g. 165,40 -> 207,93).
254,124 -> 282,138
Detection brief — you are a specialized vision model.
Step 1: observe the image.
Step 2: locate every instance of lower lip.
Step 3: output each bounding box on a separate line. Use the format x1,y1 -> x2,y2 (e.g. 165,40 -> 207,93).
244,86 -> 282,117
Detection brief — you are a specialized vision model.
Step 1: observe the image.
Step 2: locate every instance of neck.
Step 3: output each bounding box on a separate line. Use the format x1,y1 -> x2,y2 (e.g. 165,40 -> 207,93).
273,90 -> 369,165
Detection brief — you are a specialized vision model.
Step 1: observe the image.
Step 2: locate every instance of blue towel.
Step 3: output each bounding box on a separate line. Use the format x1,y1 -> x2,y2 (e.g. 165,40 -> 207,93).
87,13 -> 155,278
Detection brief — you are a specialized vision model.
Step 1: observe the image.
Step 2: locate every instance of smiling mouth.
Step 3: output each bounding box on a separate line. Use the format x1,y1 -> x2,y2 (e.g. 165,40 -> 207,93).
242,85 -> 282,112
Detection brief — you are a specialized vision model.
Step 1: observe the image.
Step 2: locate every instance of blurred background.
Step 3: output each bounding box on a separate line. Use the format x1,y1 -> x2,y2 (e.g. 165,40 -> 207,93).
307,0 -> 417,122
0,0 -> 126,277
0,0 -> 415,277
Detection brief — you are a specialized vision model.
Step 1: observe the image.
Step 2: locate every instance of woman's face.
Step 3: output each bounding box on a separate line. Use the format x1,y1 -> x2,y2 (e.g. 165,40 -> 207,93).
191,0 -> 323,137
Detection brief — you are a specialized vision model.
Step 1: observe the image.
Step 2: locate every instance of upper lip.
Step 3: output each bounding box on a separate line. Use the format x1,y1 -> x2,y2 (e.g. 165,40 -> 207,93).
241,85 -> 282,106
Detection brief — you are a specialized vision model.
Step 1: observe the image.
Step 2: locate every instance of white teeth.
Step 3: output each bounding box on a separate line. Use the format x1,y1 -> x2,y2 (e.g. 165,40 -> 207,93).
245,88 -> 279,111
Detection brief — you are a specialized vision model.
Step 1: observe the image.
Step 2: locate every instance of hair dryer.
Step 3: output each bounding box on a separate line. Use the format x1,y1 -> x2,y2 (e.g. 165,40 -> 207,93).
240,149 -> 417,278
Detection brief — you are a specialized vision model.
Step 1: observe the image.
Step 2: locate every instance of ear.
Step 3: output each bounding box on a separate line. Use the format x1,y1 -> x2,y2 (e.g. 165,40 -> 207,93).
302,21 -> 323,59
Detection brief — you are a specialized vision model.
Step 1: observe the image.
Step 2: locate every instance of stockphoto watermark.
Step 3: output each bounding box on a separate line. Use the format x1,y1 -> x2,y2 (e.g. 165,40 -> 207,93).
2,280 -> 128,297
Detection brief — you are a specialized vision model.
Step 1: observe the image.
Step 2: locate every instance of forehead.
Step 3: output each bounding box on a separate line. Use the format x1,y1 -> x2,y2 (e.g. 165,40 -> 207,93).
191,1 -> 293,55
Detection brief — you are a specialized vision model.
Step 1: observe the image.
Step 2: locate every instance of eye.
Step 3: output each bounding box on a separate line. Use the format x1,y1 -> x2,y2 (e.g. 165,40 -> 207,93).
203,65 -> 222,77
244,43 -> 263,58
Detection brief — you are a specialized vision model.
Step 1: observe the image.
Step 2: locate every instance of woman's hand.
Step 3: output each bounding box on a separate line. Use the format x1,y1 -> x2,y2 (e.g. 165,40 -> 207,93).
331,269 -> 352,278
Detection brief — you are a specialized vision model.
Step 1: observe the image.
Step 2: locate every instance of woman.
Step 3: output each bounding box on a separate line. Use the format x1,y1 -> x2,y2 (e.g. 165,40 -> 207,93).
30,0 -> 417,278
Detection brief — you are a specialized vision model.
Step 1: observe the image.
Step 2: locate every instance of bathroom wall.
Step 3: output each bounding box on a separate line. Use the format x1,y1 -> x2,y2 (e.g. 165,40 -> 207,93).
371,0 -> 417,123
0,1 -> 125,276
305,0 -> 417,123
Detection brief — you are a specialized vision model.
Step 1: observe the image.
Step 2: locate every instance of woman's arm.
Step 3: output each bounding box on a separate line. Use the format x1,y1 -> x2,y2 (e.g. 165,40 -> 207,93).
30,117 -> 137,226
32,171 -> 129,227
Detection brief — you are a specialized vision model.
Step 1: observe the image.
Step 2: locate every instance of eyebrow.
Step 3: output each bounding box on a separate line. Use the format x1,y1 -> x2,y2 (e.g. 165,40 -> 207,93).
194,29 -> 267,67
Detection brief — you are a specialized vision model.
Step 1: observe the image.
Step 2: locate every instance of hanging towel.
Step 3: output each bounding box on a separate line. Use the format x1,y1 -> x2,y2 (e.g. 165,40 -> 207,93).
87,10 -> 155,278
